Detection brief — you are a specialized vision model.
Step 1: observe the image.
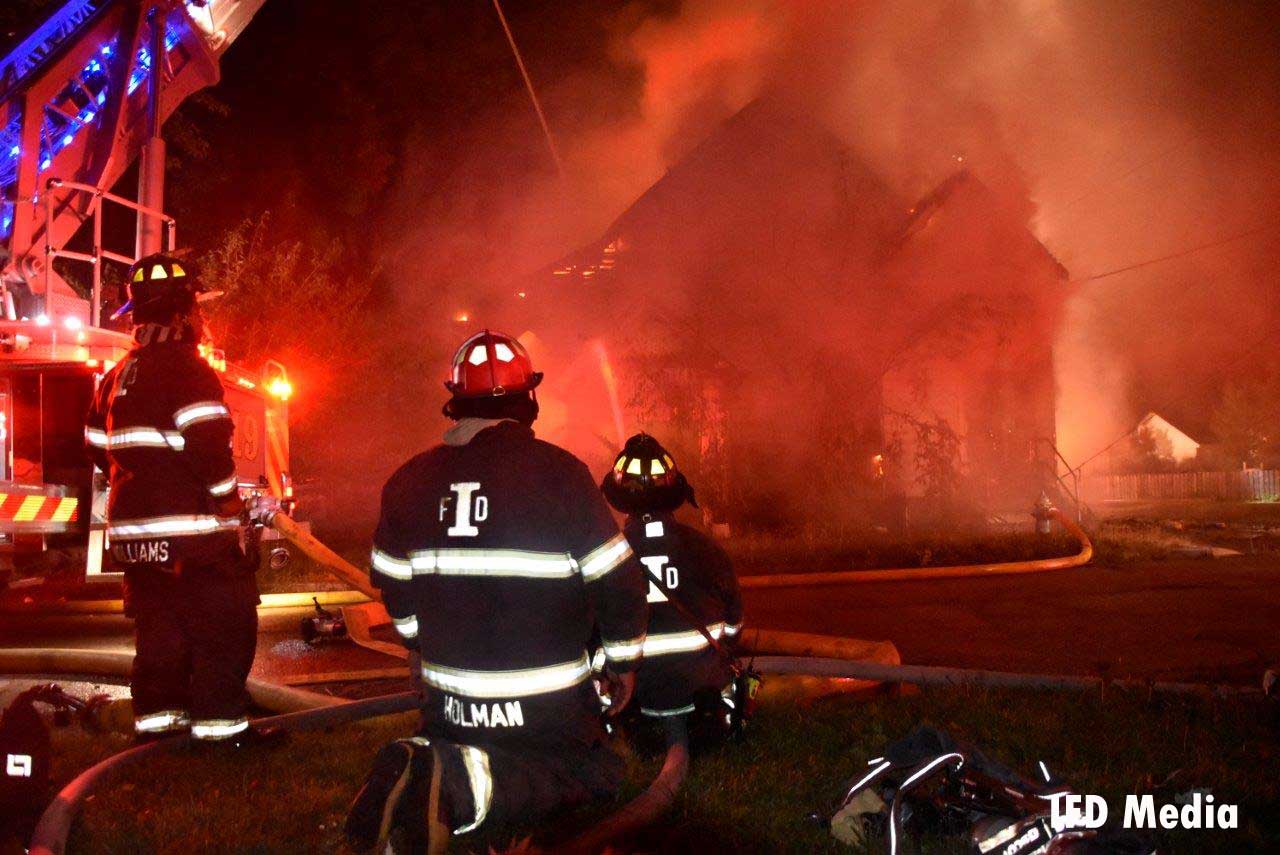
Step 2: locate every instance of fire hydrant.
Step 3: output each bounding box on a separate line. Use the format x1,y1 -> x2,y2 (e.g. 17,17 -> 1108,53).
1031,492 -> 1056,535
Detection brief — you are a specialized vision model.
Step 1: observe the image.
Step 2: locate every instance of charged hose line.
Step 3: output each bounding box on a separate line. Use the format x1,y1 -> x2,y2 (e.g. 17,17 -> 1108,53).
23,652 -> 1253,855
269,513 -> 378,599
27,691 -> 419,855
739,508 -> 1092,588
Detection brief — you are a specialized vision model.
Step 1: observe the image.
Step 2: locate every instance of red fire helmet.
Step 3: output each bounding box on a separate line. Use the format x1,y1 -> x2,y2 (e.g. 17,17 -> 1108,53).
445,329 -> 543,398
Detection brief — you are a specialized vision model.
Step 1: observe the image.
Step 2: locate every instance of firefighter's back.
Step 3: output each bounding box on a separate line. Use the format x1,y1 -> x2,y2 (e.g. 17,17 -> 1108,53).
627,515 -> 743,715
88,335 -> 241,566
374,421 -> 635,750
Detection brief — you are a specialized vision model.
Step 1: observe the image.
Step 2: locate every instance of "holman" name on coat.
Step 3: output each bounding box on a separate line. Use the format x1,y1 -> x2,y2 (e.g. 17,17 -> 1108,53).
442,695 -> 524,728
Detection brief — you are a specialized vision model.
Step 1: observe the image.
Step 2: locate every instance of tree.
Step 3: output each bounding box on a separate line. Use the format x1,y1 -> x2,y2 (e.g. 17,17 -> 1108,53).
1211,373 -> 1280,469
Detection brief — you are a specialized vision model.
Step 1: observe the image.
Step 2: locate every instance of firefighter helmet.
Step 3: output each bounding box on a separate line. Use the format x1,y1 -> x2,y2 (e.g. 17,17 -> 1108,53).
445,330 -> 543,398
112,253 -> 220,322
601,433 -> 696,515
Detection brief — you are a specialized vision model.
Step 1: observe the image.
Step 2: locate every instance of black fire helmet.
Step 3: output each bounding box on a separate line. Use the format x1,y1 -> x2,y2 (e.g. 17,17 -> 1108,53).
112,253 -> 220,323
601,433 -> 697,515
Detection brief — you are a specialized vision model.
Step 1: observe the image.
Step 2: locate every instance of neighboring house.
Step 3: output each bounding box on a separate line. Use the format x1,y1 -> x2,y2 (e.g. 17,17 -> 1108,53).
503,97 -> 1071,524
1136,412 -> 1202,464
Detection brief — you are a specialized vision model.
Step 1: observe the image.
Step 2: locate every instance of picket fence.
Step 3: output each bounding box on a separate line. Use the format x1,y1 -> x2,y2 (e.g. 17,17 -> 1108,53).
1083,469 -> 1280,502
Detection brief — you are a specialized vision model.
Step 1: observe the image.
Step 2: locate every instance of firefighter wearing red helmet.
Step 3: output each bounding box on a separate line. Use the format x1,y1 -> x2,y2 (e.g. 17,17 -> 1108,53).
83,253 -> 274,747
602,434 -> 744,736
346,329 -> 648,851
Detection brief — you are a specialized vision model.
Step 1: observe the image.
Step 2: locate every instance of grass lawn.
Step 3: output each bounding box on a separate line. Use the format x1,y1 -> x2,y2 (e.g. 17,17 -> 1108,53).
62,686 -> 1278,853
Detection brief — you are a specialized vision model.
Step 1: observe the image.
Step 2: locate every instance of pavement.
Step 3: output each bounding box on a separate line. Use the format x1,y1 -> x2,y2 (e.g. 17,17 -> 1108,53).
0,606 -> 409,691
2,555 -> 1276,689
743,554 -> 1279,685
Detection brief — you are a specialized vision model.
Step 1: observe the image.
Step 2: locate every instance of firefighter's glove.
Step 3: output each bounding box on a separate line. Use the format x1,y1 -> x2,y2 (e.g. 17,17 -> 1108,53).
213,492 -> 246,520
604,670 -> 635,717
246,494 -> 282,526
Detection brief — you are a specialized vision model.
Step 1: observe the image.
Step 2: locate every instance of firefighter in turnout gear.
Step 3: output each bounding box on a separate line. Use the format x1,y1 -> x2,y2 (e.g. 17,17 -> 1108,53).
83,254 -> 262,745
602,434 -> 744,732
346,330 -> 649,852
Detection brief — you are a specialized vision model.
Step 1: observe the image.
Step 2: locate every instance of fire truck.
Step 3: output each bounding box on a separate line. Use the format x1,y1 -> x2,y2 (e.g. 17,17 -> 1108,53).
1,0 -> 285,590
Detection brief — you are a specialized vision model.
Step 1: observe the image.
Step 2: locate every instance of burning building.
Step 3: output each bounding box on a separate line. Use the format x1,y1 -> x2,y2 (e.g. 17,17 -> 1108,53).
509,98 -> 1069,531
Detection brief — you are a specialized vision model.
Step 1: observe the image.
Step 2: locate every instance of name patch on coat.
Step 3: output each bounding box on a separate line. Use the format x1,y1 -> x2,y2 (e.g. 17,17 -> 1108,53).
112,540 -> 170,563
442,694 -> 524,728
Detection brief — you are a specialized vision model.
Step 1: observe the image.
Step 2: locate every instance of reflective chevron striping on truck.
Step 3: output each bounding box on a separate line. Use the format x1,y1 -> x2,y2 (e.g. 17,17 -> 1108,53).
0,489 -> 80,532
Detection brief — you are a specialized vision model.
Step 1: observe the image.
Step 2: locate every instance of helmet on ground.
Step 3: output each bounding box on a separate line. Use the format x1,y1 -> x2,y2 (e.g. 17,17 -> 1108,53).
445,329 -> 543,398
112,253 -> 220,322
601,433 -> 696,515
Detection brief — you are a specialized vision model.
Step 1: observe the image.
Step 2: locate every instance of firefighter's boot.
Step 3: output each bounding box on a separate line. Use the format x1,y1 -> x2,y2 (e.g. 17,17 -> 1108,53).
346,738 -> 440,852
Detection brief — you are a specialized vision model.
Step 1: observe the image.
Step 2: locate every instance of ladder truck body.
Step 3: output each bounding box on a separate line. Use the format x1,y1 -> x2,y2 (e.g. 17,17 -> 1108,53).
0,0 -> 287,592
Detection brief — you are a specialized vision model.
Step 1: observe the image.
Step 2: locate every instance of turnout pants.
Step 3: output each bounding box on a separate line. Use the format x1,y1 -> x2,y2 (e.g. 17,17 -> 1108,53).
124,558 -> 258,740
427,732 -> 623,837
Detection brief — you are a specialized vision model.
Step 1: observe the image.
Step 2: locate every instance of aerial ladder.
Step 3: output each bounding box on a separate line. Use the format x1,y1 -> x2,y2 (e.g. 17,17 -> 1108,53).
2,0 -> 266,314
0,0 -> 289,591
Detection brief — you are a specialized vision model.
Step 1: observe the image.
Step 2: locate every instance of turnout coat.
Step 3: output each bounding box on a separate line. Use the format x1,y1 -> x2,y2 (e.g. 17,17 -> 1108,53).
624,513 -> 744,716
84,326 -> 241,569
371,420 -> 649,749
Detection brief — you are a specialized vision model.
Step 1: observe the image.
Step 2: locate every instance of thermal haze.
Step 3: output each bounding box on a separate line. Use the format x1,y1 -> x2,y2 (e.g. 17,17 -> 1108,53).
364,0 -> 1280,526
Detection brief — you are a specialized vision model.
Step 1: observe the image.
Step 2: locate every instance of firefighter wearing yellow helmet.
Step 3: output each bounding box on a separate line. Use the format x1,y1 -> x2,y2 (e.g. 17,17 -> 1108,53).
602,433 -> 745,737
84,253 -> 275,747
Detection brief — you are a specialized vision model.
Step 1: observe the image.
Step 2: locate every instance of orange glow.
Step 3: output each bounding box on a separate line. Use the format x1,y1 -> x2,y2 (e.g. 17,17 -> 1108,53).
267,377 -> 294,401
455,311 -> 470,323
198,343 -> 227,372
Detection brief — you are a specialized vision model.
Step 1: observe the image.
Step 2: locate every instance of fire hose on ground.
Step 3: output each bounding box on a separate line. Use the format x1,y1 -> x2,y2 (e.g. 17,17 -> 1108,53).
20,652 -> 1258,855
16,509 -> 1102,852
738,508 -> 1092,589
265,506 -> 1093,602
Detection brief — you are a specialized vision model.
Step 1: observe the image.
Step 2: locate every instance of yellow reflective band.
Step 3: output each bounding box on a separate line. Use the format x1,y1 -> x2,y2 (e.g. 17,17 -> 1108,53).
578,533 -> 632,583
391,614 -> 419,639
132,268 -> 145,282
14,495 -> 44,522
641,623 -> 726,657
453,746 -> 493,835
108,514 -> 240,540
640,703 -> 696,718
174,401 -> 231,430
663,454 -> 674,468
190,717 -> 249,740
208,475 -> 238,497
371,547 -> 413,580
106,428 -> 186,450
613,456 -> 625,472
134,710 -> 190,733
625,457 -> 642,475
84,427 -> 108,447
601,633 -> 645,663
171,263 -> 185,277
410,548 -> 577,579
650,459 -> 665,475
723,622 -> 742,637
150,264 -> 168,279
51,498 -> 78,523
419,655 -> 590,699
